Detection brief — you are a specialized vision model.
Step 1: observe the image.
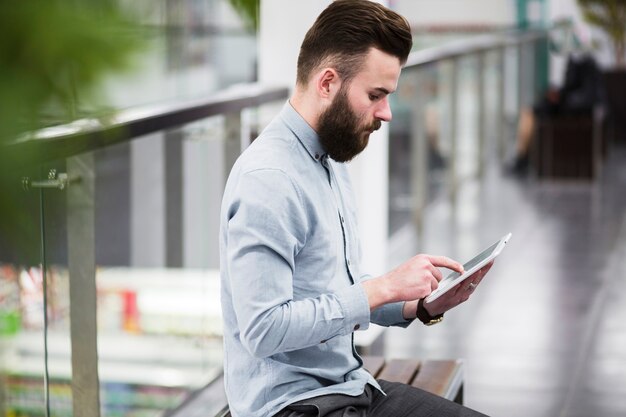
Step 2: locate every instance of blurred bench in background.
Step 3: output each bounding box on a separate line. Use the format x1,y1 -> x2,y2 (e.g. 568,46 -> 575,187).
532,109 -> 605,179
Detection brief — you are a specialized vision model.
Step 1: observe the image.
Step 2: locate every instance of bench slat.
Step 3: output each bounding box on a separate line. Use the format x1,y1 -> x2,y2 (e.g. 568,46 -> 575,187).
376,359 -> 421,384
411,359 -> 462,399
216,406 -> 231,417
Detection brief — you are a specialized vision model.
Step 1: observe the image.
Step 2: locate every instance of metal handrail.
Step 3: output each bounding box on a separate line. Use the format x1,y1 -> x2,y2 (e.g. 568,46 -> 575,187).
404,24 -> 566,69
5,83 -> 289,164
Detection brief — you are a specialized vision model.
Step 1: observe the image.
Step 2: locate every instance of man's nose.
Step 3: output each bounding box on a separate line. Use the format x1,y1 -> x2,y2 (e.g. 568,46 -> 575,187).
374,97 -> 392,122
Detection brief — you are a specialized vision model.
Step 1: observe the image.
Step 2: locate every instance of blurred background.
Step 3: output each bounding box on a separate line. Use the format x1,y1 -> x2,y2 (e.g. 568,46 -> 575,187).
1,0 -> 625,416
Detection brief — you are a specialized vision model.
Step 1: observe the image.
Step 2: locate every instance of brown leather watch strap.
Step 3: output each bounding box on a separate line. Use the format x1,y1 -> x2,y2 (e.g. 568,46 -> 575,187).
416,299 -> 444,326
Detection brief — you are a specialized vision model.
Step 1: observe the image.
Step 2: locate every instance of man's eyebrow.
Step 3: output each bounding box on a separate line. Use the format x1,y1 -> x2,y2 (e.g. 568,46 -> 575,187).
373,87 -> 392,95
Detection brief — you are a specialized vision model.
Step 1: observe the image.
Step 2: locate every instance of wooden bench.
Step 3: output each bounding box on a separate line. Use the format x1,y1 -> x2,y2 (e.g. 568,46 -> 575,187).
167,356 -> 464,417
532,110 -> 605,179
361,356 -> 464,405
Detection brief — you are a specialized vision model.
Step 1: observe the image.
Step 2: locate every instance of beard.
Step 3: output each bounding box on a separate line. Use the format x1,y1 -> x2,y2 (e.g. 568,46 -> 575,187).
317,88 -> 382,163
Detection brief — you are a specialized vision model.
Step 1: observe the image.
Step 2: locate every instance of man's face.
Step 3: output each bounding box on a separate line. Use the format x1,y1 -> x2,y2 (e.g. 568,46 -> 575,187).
317,48 -> 401,162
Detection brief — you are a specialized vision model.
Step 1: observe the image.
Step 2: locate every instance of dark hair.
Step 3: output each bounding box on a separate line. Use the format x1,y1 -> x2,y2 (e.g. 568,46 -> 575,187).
296,0 -> 413,86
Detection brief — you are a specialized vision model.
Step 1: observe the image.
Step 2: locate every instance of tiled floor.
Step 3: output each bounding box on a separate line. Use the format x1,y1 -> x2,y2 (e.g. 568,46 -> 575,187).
385,145 -> 626,417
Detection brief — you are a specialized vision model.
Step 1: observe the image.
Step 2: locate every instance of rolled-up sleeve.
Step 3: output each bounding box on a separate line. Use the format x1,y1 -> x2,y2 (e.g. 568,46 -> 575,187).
225,168 -> 370,358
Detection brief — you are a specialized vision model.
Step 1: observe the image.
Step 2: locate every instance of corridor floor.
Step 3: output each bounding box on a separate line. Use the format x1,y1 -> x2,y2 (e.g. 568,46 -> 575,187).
385,145 -> 626,417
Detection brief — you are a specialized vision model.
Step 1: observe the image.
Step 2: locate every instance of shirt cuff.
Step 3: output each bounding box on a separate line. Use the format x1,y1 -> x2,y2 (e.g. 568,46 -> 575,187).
335,284 -> 370,334
373,302 -> 413,328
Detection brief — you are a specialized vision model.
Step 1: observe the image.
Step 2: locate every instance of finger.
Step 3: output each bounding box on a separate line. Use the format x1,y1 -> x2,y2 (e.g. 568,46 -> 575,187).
455,277 -> 476,294
456,294 -> 467,304
475,266 -> 491,281
427,264 -> 443,281
480,261 -> 494,275
431,277 -> 439,292
426,255 -> 464,273
449,279 -> 466,296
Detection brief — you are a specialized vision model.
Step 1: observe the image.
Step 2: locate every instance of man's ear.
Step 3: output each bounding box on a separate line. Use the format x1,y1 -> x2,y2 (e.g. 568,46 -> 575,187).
316,68 -> 341,100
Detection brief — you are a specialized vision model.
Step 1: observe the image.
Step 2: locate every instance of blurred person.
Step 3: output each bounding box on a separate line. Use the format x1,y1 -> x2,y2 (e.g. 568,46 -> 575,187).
219,2 -> 493,416
508,51 -> 603,175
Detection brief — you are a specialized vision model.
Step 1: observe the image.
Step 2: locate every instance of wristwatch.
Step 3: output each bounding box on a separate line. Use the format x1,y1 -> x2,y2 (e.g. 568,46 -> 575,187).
416,299 -> 444,326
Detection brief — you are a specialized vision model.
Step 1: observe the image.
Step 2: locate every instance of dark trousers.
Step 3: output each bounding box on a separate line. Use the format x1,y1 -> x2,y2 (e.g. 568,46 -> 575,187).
274,380 -> 488,417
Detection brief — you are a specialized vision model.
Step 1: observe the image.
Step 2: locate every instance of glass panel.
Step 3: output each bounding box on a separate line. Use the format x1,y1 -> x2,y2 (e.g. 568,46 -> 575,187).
91,115 -> 228,416
2,98 -> 283,416
1,161 -> 74,417
1,262 -> 59,417
388,62 -> 453,237
502,44 -> 521,160
389,68 -> 417,236
456,54 -> 480,181
387,29 -> 540,237
483,49 -> 505,165
424,63 -> 448,201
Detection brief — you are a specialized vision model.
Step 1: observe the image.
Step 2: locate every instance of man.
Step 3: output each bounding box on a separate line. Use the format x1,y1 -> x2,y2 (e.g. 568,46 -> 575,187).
220,1 -> 492,416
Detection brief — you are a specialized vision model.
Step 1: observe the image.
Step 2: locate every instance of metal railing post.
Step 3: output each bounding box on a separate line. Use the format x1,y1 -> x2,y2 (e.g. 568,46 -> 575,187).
448,58 -> 459,208
410,69 -> 429,235
517,42 -> 524,118
477,52 -> 487,178
165,129 -> 184,267
497,46 -> 507,163
66,153 -> 101,417
224,112 -> 243,184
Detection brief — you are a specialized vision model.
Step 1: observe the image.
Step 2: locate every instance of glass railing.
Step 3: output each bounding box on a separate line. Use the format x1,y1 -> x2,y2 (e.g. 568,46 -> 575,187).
388,24 -> 569,240
0,84 -> 288,417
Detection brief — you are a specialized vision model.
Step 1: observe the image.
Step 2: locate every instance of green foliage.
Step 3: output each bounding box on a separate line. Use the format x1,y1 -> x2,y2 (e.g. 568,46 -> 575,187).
0,0 -> 144,141
578,0 -> 626,67
227,0 -> 259,32
0,0 -> 145,262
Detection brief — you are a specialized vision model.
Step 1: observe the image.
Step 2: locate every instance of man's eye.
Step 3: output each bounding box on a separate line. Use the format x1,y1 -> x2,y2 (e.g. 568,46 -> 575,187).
369,94 -> 380,101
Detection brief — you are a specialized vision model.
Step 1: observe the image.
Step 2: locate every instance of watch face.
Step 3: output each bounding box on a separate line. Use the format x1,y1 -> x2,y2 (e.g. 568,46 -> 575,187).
425,316 -> 444,326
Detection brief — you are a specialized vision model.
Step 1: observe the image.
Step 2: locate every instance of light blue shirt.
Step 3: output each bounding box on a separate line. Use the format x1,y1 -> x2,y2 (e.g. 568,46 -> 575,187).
219,102 -> 412,417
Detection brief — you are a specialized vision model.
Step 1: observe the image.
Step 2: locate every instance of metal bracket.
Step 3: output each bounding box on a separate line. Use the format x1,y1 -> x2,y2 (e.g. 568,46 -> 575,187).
22,169 -> 76,191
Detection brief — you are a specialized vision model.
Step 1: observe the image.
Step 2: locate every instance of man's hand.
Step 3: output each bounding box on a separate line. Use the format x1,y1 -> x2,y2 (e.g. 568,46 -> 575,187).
423,260 -> 494,316
362,254 -> 464,311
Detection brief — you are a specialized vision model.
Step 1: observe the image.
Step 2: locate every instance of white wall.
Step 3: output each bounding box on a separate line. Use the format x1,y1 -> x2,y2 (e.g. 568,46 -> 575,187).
259,0 -> 329,89
392,0 -> 516,26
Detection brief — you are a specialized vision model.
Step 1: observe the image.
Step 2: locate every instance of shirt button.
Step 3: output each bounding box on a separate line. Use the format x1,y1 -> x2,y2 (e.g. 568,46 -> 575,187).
320,339 -> 327,344
340,216 -> 344,223
347,259 -> 351,266
354,324 -> 360,331
315,153 -> 320,160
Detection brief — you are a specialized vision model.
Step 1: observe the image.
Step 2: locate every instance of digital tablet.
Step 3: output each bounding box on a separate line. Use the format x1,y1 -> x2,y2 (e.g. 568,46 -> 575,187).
424,232 -> 512,304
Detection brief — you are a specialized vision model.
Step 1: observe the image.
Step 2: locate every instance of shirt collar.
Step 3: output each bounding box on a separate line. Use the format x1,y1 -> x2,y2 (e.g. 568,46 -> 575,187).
280,101 -> 326,163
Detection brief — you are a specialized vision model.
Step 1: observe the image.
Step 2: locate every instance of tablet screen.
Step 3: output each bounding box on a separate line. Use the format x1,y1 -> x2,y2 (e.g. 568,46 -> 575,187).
438,241 -> 498,288
455,241 -> 499,279
425,233 -> 511,303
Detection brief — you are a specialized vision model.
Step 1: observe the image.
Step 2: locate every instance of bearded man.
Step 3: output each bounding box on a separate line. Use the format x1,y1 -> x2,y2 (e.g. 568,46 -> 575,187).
219,1 -> 492,416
